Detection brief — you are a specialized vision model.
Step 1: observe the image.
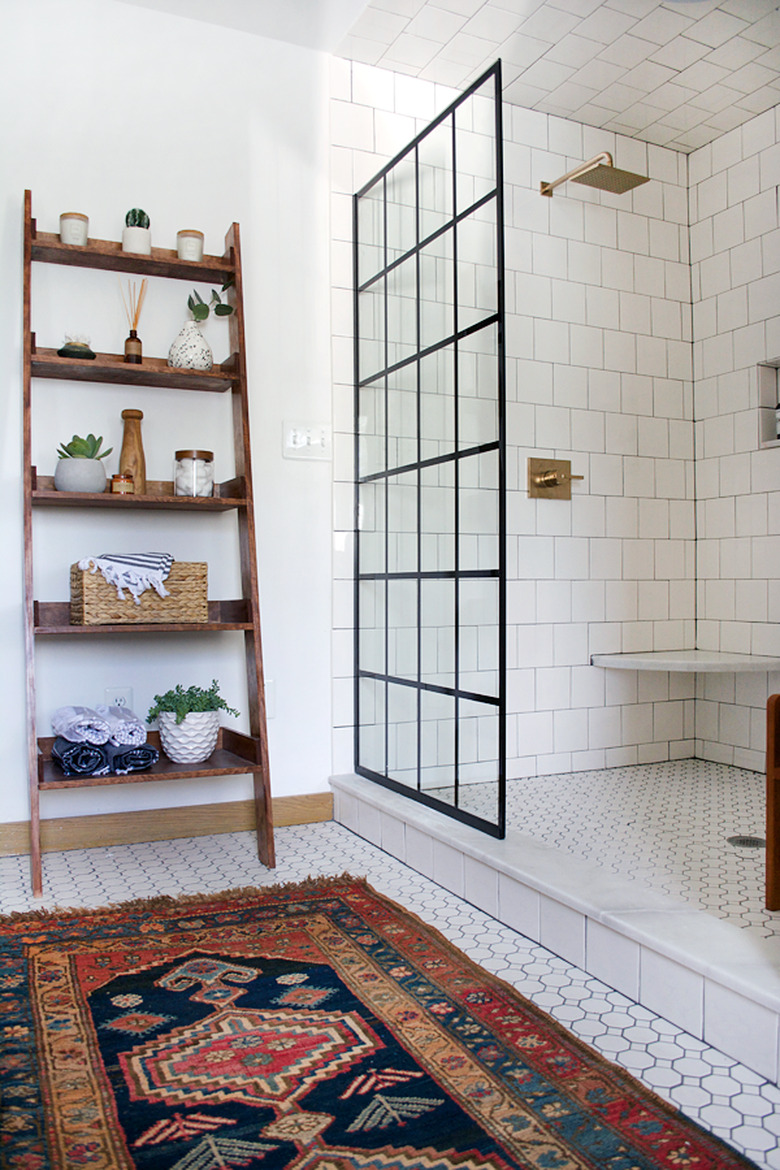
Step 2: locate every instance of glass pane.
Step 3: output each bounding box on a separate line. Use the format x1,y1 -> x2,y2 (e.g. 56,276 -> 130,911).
455,79 -> 497,212
420,346 -> 455,460
358,579 -> 385,676
387,578 -> 417,681
358,480 -> 385,575
458,699 -> 499,822
388,682 -> 417,788
358,676 -> 385,776
358,278 -> 384,381
459,578 -> 499,698
420,461 -> 454,574
421,579 -> 454,689
387,256 -> 417,368
457,203 -> 497,332
358,378 -> 385,477
418,118 -> 453,241
459,449 -> 499,572
387,366 -> 417,471
459,325 -> 498,449
420,690 -> 455,798
386,156 -> 416,262
387,471 -> 417,575
358,177 -> 384,285
420,229 -> 454,351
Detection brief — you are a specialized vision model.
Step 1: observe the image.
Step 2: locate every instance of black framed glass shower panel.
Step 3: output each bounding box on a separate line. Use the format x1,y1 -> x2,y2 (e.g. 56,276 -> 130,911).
353,61 -> 506,838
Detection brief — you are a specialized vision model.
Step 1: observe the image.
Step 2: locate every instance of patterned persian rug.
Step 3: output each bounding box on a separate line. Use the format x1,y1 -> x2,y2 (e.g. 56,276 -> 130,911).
0,875 -> 758,1170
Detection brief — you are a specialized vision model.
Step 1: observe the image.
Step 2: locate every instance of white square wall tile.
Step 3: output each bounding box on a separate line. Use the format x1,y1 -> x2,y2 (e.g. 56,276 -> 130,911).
464,856 -> 498,917
433,841 -> 465,897
539,895 -> 586,968
640,949 -> 704,1038
704,981 -> 779,1082
357,801 -> 382,847
498,872 -> 540,942
586,920 -> 640,1000
406,826 -> 435,879
380,812 -> 406,861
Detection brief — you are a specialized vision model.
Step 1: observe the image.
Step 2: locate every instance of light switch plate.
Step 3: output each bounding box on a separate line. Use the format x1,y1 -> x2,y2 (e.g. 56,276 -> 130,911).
283,421 -> 332,461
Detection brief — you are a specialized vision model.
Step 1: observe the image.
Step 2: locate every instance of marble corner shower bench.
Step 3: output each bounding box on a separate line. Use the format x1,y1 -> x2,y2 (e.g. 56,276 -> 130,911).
331,766 -> 780,1087
591,650 -> 780,672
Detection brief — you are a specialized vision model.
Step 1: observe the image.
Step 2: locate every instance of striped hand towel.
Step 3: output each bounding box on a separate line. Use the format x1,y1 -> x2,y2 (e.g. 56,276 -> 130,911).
78,552 -> 174,605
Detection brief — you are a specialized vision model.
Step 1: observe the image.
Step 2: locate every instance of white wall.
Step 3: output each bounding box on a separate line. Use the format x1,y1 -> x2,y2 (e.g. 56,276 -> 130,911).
1,0 -> 334,824
689,109 -> 780,769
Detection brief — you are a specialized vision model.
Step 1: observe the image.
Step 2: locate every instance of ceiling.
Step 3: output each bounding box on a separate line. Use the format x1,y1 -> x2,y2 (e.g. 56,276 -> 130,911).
117,0 -> 780,153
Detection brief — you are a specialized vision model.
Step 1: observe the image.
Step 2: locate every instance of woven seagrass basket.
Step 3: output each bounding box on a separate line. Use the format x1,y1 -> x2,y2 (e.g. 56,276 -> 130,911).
70,562 -> 208,625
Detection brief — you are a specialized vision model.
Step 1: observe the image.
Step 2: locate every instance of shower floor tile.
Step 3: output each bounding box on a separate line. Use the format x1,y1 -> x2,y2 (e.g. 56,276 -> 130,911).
2,818 -> 780,1168
460,759 -> 777,937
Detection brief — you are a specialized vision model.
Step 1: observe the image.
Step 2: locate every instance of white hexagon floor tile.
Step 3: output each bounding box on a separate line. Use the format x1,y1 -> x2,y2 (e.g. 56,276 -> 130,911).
2,818 -> 779,1168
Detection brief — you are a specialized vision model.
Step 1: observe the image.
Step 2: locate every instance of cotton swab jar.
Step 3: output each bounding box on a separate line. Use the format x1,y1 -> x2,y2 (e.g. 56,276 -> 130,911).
174,450 -> 214,497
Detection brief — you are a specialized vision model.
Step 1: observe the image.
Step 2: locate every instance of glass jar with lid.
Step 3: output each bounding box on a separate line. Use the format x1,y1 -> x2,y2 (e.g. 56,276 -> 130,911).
174,449 -> 214,497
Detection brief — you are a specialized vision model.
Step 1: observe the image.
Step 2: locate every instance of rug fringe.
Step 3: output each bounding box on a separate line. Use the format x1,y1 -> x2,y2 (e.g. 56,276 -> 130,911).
0,872 -> 369,924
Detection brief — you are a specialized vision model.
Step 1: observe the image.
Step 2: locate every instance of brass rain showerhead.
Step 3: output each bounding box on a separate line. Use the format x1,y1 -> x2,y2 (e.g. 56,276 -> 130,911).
540,152 -> 649,198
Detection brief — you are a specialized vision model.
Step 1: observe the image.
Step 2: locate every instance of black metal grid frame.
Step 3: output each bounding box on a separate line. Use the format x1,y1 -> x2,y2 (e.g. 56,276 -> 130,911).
353,61 -> 506,839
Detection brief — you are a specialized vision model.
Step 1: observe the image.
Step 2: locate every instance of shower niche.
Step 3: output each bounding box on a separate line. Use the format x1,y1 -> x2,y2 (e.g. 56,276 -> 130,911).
353,62 -> 507,838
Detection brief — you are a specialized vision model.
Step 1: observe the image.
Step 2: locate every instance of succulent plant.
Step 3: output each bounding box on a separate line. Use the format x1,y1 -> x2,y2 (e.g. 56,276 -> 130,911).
125,208 -> 150,229
57,433 -> 113,460
187,280 -> 234,322
147,679 -> 239,725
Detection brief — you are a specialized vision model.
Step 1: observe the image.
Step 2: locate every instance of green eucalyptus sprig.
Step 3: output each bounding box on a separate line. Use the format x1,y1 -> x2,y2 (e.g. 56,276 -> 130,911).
57,433 -> 113,460
147,679 -> 240,725
187,278 -> 234,322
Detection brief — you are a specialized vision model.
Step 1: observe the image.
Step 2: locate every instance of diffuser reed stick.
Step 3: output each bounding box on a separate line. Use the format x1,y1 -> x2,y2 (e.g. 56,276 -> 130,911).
120,277 -> 147,364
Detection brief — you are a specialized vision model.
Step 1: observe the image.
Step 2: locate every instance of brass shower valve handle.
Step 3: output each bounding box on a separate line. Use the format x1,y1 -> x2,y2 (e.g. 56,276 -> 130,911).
527,457 -> 584,501
534,468 -> 584,488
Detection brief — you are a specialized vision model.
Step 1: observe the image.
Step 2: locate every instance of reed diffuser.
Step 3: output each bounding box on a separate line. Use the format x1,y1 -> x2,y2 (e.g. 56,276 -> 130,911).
120,277 -> 148,364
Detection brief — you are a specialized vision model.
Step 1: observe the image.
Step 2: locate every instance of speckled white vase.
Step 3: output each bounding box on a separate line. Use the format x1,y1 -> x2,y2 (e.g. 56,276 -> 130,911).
167,321 -> 213,371
157,710 -> 220,763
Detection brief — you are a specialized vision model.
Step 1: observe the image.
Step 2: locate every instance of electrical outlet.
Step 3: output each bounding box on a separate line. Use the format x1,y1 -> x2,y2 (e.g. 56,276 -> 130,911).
104,686 -> 133,710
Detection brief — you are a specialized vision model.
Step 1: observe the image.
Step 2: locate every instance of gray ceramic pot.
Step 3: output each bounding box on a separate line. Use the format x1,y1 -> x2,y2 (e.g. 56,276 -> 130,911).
54,458 -> 107,493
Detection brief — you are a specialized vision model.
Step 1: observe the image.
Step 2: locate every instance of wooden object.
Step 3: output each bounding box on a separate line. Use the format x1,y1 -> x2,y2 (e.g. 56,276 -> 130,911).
119,408 -> 146,492
70,562 -> 207,625
22,190 -> 275,895
767,694 -> 780,909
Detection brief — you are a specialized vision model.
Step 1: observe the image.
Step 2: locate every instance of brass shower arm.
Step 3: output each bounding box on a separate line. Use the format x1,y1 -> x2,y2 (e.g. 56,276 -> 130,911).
540,152 -> 614,197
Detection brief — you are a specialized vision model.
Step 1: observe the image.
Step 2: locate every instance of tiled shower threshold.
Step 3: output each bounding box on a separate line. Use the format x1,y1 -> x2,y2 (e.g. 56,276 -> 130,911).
331,762 -> 780,1085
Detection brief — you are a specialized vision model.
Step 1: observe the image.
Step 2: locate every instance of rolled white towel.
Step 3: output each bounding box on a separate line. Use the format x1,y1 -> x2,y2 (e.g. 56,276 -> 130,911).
52,705 -> 110,745
94,704 -> 147,747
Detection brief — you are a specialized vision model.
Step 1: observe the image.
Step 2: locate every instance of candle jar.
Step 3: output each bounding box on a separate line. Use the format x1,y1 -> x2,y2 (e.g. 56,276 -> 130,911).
177,230 -> 204,261
174,449 -> 214,497
60,212 -> 89,246
111,473 -> 134,494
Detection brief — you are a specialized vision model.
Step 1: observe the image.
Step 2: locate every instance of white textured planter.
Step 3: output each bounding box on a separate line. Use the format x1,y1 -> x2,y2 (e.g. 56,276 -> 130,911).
122,225 -> 151,255
54,458 -> 107,493
167,321 -> 213,371
157,710 -> 220,764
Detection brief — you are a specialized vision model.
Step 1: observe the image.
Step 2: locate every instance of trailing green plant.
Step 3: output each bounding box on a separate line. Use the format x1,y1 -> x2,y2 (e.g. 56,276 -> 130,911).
187,279 -> 234,322
125,208 -> 150,229
147,679 -> 239,725
57,433 -> 113,460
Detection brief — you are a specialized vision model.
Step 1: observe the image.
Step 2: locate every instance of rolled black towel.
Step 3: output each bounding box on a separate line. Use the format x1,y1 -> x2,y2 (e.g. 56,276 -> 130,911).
104,742 -> 159,775
51,737 -> 109,777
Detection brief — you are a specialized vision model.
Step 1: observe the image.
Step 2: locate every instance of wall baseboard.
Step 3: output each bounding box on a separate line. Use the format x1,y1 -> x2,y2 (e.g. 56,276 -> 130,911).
0,792 -> 333,857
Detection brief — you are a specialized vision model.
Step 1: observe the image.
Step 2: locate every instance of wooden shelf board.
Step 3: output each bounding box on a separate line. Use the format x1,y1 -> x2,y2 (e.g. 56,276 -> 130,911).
37,729 -> 263,789
31,348 -> 236,391
34,599 -> 252,634
31,231 -> 235,282
32,475 -> 247,511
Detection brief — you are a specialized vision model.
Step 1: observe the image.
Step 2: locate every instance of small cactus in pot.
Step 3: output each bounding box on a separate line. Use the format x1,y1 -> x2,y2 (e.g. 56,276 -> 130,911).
122,207 -> 151,255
